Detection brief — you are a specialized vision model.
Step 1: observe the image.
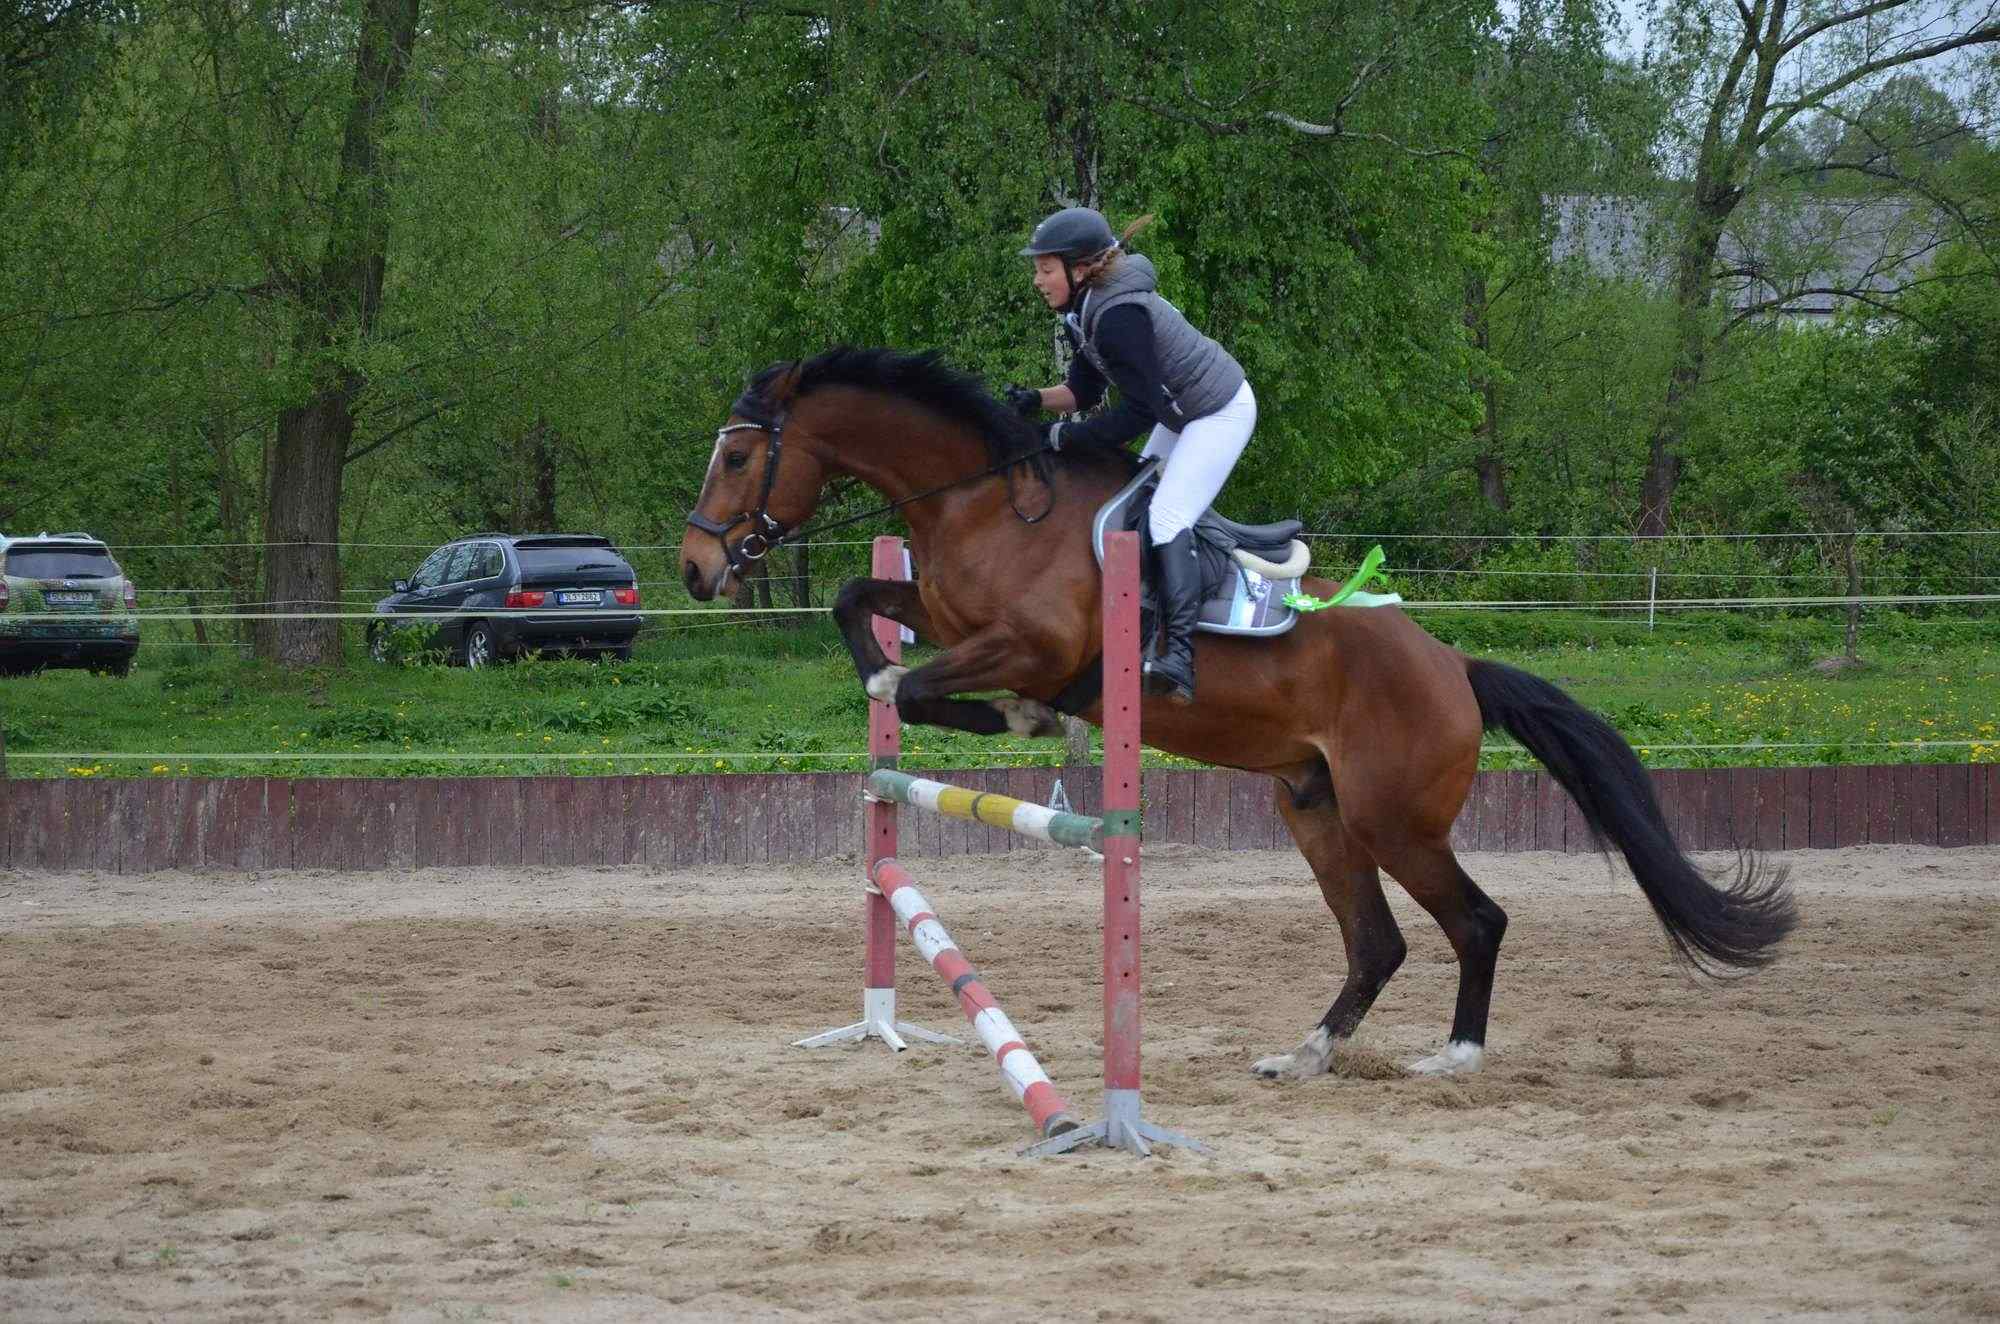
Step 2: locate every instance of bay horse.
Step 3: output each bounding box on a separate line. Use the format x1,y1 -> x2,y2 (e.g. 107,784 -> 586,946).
679,347 -> 1796,1080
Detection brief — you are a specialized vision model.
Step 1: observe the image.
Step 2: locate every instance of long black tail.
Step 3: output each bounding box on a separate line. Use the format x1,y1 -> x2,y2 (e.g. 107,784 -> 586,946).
1466,658 -> 1796,973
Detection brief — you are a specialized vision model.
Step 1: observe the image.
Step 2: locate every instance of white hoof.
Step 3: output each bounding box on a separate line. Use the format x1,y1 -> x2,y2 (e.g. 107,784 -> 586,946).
995,697 -> 1063,738
1251,1028 -> 1333,1081
1408,1041 -> 1485,1076
865,665 -> 909,705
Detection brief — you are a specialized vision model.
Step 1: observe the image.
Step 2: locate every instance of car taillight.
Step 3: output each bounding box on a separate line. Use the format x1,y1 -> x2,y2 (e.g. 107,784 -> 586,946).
122,580 -> 137,608
504,590 -> 547,608
0,580 -> 8,610
613,585 -> 639,606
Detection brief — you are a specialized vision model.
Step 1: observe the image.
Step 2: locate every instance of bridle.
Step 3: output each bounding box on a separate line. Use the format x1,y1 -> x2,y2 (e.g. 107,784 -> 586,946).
685,403 -> 1056,573
684,413 -> 793,574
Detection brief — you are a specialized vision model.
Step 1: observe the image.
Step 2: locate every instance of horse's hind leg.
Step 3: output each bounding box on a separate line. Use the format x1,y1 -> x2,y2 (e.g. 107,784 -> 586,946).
1252,782 -> 1408,1080
1362,835 -> 1508,1075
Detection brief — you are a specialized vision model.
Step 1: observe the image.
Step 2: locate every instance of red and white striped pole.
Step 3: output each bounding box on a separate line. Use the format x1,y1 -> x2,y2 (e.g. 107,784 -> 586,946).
793,536 -> 957,1053
872,858 -> 1077,1138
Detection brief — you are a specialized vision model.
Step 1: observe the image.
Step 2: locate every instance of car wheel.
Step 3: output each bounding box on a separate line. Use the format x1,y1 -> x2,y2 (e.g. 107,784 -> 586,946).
367,625 -> 392,665
99,659 -> 132,678
461,621 -> 497,669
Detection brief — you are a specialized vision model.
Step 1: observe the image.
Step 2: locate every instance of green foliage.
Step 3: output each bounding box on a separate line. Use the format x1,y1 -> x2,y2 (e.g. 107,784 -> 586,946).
6,616 -> 1998,776
2,0 -> 1995,647
308,705 -> 456,744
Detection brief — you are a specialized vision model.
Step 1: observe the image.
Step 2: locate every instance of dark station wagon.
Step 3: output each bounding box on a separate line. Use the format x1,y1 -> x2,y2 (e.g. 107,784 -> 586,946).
368,533 -> 643,667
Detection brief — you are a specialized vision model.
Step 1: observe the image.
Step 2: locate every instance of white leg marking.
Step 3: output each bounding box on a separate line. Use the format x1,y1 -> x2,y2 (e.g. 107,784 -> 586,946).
994,697 -> 1063,738
1408,1040 -> 1485,1076
1251,1027 -> 1334,1081
865,665 -> 909,705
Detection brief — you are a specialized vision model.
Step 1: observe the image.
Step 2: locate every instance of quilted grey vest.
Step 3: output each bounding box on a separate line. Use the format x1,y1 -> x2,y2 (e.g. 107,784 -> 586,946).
1069,254 -> 1245,429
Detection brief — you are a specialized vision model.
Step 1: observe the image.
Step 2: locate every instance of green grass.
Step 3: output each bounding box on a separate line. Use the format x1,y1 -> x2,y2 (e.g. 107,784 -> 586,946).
2,612 -> 1997,778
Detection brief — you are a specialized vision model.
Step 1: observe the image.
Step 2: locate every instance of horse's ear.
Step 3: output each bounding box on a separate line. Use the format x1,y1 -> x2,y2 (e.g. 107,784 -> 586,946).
765,360 -> 806,406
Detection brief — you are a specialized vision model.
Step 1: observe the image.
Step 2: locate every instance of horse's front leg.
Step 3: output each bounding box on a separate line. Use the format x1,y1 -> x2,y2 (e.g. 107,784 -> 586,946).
831,577 -> 934,701
830,579 -> 1064,738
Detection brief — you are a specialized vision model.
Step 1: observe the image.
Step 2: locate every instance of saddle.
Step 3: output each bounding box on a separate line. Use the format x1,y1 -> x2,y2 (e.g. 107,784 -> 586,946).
1089,460 -> 1309,639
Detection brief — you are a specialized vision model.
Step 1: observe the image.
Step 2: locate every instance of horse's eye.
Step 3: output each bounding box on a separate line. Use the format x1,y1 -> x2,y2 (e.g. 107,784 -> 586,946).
724,451 -> 749,472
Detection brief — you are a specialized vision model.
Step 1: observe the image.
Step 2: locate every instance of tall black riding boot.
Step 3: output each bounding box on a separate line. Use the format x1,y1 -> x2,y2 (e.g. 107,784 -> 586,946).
1143,530 -> 1202,703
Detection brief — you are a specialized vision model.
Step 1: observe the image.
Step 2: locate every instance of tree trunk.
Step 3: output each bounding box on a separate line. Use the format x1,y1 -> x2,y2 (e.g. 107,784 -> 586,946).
731,563 -> 766,611
261,393 -> 353,665
788,543 -> 812,613
1843,536 -> 1862,663
257,0 -> 421,666
208,414 -> 253,650
523,31 -> 563,538
528,416 -> 558,532
1636,195 -> 1733,539
1465,274 -> 1507,513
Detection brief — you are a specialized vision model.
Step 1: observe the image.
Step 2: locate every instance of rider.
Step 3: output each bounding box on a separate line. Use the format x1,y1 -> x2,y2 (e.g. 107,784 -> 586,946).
1007,206 -> 1254,705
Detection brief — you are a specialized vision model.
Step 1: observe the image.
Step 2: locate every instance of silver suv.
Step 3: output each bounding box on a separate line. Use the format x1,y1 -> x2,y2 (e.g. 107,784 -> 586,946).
0,532 -> 141,676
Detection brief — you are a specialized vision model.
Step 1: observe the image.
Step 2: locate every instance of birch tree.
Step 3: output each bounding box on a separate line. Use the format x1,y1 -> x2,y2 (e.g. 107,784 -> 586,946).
1633,0 -> 2000,538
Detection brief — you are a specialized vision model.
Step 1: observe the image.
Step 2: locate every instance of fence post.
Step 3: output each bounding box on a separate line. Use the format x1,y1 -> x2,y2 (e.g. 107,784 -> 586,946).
1060,716 -> 1093,813
793,535 -> 957,1053
1025,530 -> 1211,1159
1648,565 -> 1658,631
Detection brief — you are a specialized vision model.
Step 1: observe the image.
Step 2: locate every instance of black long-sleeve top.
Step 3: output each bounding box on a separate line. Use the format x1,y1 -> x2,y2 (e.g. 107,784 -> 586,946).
1061,304 -> 1185,448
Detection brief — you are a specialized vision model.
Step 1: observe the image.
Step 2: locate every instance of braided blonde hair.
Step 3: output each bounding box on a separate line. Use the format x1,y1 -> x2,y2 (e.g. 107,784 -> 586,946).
1071,213 -> 1156,288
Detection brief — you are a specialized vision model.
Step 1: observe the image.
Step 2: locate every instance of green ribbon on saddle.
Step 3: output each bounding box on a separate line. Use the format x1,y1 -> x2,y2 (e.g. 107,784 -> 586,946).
1282,544 -> 1402,612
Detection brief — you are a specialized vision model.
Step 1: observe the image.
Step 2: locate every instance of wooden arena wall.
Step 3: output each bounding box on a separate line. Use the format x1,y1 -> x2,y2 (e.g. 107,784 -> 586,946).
2,765 -> 1996,873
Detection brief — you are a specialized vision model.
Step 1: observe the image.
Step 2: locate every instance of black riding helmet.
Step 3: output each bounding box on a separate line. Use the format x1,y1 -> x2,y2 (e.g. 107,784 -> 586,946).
1020,206 -> 1119,311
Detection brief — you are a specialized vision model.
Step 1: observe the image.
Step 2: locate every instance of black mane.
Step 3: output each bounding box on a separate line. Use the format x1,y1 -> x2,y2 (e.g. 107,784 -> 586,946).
735,346 -> 1131,479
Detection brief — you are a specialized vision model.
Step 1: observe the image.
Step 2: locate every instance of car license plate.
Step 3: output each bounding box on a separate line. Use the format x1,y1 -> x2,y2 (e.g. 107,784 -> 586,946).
44,591 -> 95,607
556,591 -> 601,605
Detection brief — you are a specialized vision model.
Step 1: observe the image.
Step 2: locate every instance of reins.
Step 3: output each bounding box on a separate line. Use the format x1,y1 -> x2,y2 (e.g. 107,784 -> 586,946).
687,409 -> 1055,571
787,447 -> 1057,544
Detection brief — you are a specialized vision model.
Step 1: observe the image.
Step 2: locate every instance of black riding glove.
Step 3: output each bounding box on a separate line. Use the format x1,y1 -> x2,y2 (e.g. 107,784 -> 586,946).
1002,384 -> 1042,417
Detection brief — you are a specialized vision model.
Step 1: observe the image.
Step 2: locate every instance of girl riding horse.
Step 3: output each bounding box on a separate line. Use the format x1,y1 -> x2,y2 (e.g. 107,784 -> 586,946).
1009,207 -> 1257,706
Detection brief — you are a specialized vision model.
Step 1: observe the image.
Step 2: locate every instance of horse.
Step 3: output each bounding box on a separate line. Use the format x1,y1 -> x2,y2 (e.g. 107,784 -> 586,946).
679,346 -> 1796,1081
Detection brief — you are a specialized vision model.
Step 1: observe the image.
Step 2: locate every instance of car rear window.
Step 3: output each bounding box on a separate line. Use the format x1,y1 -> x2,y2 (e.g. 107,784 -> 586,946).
4,547 -> 121,579
516,546 -> 630,575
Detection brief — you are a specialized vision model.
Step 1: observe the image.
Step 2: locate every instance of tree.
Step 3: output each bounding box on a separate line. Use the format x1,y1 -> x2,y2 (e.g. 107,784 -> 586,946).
0,0 -> 130,176
252,0 -> 421,666
800,0 -> 1498,527
1633,0 -> 2000,538
1460,0 -> 1663,516
1828,72 -> 1976,175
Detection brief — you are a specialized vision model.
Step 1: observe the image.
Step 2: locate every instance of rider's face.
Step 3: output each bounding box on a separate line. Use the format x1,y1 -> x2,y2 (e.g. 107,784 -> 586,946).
1031,255 -> 1071,309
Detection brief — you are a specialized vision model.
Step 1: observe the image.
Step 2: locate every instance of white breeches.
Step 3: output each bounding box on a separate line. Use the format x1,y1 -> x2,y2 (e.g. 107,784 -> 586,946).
1138,380 -> 1256,545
